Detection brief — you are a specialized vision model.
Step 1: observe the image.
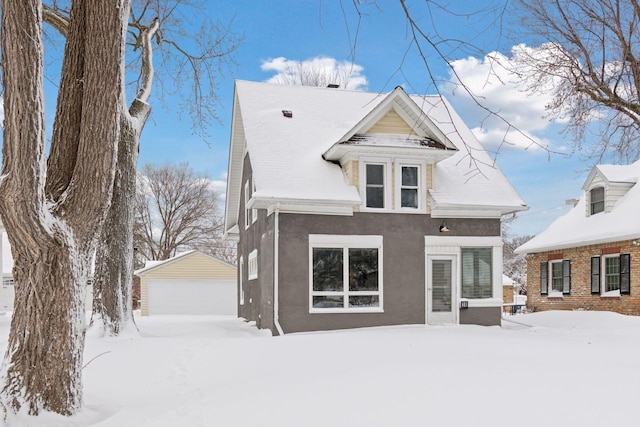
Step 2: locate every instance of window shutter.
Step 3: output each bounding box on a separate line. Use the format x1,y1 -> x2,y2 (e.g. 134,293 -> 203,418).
562,259 -> 571,294
540,262 -> 548,295
620,253 -> 631,295
591,256 -> 601,294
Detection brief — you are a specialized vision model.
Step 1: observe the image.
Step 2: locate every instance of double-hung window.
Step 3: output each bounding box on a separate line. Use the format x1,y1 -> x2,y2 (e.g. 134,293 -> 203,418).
365,163 -> 386,209
540,259 -> 571,295
590,187 -> 605,215
395,160 -> 424,211
309,235 -> 383,312
605,256 -> 620,292
400,165 -> 419,208
244,179 -> 257,228
361,158 -> 424,212
592,254 -> 630,295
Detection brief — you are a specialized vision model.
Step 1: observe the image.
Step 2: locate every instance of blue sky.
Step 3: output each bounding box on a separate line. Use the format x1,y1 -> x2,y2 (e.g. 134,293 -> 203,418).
5,1 -> 599,238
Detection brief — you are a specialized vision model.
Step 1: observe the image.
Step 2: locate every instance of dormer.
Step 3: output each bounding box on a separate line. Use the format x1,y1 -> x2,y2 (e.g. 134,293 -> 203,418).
583,164 -> 637,217
323,87 -> 457,213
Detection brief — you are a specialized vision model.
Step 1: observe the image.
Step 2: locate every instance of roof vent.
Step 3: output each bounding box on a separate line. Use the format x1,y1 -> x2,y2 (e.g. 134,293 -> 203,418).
282,110 -> 293,118
327,83 -> 340,89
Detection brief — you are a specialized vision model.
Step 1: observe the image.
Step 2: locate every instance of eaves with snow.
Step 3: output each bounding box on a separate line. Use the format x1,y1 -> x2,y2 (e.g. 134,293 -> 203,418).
516,160 -> 640,254
224,80 -> 527,233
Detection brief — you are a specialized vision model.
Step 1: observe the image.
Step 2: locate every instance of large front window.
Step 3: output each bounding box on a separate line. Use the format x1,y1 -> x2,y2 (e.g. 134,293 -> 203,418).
310,235 -> 383,311
461,247 -> 492,298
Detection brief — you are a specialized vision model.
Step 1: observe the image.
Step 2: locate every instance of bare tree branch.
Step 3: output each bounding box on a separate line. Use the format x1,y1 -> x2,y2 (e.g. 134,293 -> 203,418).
514,0 -> 640,162
134,163 -> 224,262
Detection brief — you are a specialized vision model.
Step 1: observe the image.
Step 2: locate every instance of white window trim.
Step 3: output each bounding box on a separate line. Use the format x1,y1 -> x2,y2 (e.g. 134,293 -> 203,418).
395,158 -> 426,213
248,249 -> 258,280
425,235 -> 503,308
239,257 -> 245,305
549,260 -> 564,293
359,157 -> 392,212
309,234 -> 384,313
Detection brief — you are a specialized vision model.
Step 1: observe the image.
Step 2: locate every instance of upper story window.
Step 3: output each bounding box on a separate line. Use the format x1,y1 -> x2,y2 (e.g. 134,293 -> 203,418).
365,163 -> 386,208
244,180 -> 252,228
244,179 -> 257,228
360,158 -> 425,212
590,186 -> 605,215
396,161 -> 424,210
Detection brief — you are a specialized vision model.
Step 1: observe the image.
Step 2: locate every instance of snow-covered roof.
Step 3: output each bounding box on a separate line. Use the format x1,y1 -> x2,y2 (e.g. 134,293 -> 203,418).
516,160 -> 640,254
410,94 -> 526,216
134,250 -> 197,275
502,274 -> 515,286
582,162 -> 639,190
225,81 -> 526,232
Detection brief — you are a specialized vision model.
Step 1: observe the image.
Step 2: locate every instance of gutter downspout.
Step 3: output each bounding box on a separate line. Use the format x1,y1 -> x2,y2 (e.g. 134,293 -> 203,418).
273,203 -> 285,336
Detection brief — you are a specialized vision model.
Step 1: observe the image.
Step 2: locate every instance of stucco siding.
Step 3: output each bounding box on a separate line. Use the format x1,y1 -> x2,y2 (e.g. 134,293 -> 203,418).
276,212 -> 500,333
237,153 -> 276,331
460,307 -> 501,326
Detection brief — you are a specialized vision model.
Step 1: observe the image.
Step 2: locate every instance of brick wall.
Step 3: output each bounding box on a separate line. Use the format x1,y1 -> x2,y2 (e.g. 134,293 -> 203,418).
526,239 -> 640,315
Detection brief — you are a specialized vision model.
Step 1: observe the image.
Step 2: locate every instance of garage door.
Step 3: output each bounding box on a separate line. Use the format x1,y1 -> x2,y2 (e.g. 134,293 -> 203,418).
147,279 -> 237,315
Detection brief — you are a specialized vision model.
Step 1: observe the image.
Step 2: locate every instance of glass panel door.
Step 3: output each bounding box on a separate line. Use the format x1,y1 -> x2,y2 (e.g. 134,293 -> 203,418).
431,259 -> 452,312
427,256 -> 456,324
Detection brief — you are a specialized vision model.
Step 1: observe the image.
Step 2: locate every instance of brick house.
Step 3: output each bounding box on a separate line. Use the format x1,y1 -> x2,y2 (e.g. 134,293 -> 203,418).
224,81 -> 527,334
516,161 -> 640,315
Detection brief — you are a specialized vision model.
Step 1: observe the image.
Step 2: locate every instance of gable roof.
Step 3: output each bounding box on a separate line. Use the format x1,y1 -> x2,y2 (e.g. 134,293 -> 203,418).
516,160 -> 640,254
582,162 -> 639,190
224,81 -> 527,233
134,250 -> 236,276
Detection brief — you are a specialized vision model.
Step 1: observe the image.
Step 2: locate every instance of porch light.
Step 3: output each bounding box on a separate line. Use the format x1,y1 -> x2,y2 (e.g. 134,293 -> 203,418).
439,221 -> 450,233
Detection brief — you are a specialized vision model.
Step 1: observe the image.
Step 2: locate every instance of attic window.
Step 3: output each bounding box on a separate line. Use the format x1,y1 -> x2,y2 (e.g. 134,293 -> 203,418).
590,186 -> 605,215
282,110 -> 293,118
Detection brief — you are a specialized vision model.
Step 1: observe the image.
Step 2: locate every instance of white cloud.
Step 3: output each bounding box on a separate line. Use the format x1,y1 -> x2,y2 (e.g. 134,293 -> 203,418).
442,45 -> 565,151
261,56 -> 368,90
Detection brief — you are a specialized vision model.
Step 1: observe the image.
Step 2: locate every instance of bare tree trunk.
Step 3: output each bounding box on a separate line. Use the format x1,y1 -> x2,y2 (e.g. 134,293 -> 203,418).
91,19 -> 157,335
92,100 -> 151,334
92,120 -> 139,334
0,0 -> 129,415
3,243 -> 90,415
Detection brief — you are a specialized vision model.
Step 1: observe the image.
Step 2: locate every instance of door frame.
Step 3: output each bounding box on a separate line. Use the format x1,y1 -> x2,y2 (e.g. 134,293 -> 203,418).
425,254 -> 458,325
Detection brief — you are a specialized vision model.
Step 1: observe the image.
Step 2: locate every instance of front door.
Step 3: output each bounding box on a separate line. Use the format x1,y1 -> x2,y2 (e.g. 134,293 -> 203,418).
427,256 -> 457,324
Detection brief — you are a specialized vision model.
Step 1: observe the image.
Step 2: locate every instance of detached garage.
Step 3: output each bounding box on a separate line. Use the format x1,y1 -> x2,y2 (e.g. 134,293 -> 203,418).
137,251 -> 237,316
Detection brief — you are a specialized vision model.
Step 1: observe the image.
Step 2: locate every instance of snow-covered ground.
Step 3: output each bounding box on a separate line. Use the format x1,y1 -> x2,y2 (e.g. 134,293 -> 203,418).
2,310 -> 639,426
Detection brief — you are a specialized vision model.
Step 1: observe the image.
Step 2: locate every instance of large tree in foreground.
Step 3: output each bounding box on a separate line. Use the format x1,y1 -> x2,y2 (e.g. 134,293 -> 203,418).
0,0 -> 128,416
514,0 -> 640,162
41,1 -> 241,336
